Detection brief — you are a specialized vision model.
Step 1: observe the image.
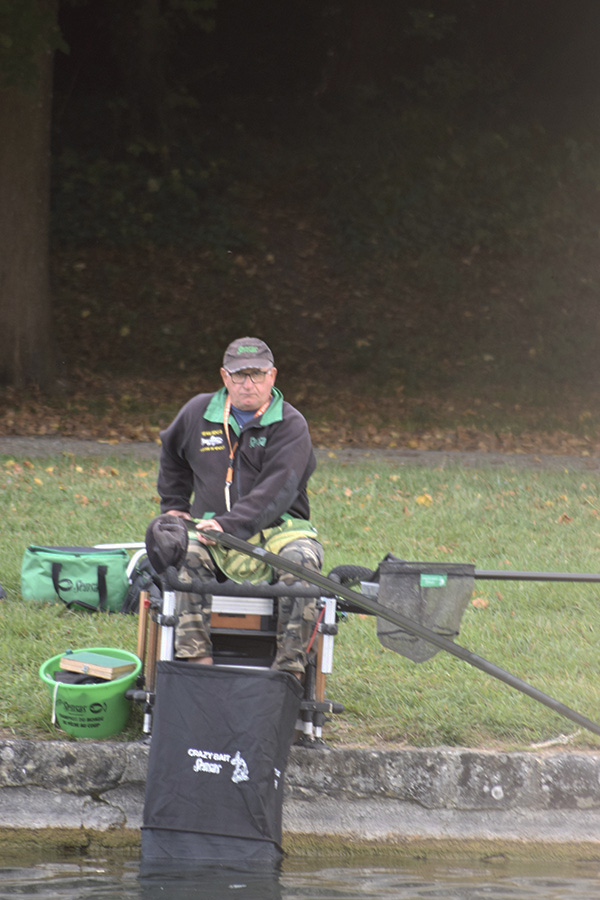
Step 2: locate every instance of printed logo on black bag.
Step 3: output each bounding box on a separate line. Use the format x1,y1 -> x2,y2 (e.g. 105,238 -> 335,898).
230,750 -> 249,784
188,746 -> 250,783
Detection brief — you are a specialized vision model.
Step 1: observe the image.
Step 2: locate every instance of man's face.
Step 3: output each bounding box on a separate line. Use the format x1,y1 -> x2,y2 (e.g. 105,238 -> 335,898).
220,367 -> 277,411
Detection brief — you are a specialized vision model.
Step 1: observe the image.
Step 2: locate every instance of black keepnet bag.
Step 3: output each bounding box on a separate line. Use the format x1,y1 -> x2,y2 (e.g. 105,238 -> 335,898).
142,663 -> 303,867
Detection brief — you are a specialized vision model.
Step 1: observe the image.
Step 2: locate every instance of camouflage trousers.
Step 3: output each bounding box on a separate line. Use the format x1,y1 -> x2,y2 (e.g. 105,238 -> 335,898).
175,535 -> 324,675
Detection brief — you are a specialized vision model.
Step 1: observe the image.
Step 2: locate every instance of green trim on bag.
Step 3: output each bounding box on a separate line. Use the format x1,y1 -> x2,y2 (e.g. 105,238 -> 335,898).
190,517 -> 318,584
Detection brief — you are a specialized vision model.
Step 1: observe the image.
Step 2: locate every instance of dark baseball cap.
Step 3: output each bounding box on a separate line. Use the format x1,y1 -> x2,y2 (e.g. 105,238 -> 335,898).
223,337 -> 274,372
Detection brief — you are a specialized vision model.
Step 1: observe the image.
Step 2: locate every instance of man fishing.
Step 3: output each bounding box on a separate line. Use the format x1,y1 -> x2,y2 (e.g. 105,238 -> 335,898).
156,336 -> 323,676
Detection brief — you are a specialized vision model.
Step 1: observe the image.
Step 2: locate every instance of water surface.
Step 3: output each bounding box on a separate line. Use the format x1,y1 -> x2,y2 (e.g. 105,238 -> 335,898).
1,853 -> 599,900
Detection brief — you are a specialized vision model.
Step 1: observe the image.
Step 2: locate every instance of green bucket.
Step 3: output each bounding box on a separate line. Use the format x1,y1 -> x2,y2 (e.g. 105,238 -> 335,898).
39,647 -> 142,739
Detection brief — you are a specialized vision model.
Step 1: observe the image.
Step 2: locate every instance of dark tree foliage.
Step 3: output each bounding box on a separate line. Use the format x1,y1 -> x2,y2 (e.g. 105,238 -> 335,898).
4,0 -> 600,387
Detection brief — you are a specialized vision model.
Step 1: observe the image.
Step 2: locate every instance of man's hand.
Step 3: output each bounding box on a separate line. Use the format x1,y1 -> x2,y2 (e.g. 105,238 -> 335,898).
195,519 -> 223,546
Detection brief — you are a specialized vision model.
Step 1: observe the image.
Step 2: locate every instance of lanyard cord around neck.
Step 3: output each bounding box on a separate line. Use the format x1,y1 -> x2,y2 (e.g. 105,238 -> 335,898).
223,394 -> 271,511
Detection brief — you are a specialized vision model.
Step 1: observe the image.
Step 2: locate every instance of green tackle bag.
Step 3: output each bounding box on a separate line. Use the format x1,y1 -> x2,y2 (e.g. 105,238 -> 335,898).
20,545 -> 130,612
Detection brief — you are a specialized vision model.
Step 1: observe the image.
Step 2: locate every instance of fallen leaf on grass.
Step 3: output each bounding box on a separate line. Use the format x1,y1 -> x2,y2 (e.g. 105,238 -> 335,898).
472,596 -> 489,609
558,513 -> 573,524
416,493 -> 433,506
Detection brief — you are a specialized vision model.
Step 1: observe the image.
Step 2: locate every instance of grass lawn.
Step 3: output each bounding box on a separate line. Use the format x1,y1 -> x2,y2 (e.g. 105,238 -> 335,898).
1,448 -> 600,750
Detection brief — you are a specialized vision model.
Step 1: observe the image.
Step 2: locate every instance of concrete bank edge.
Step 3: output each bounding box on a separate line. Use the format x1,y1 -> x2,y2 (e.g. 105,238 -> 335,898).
1,739 -> 600,859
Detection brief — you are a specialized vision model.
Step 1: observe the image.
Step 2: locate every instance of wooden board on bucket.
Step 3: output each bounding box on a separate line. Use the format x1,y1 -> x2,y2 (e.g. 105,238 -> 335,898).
59,650 -> 136,681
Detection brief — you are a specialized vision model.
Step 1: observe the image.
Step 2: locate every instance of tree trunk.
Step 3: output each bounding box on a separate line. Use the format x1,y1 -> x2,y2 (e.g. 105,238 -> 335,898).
114,0 -> 166,140
0,17 -> 56,389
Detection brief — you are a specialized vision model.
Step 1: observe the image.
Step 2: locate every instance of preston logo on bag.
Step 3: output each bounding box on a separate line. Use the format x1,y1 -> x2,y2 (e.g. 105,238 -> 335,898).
20,545 -> 130,612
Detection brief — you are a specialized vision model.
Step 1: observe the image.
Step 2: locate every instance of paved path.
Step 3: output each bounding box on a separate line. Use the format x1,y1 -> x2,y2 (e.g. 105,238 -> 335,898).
1,435 -> 600,472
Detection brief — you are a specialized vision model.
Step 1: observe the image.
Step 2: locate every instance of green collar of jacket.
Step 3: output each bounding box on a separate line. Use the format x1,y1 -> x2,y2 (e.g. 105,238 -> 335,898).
205,387 -> 284,436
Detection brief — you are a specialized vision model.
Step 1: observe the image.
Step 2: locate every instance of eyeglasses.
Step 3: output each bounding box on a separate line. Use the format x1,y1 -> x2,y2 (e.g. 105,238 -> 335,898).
226,369 -> 271,384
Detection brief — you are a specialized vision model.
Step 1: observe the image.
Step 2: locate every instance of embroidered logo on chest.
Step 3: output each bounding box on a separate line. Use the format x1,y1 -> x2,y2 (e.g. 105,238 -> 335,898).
200,430 -> 225,451
249,436 -> 267,448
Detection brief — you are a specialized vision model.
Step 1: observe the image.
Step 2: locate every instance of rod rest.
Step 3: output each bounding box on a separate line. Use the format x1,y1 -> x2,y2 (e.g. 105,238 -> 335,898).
162,566 -> 323,597
155,613 -> 178,627
300,698 -> 344,715
126,688 -> 154,704
333,597 -> 374,615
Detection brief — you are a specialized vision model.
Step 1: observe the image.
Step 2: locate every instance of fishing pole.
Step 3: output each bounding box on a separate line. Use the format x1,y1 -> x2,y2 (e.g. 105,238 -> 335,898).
475,570 -> 600,583
193,529 -> 600,739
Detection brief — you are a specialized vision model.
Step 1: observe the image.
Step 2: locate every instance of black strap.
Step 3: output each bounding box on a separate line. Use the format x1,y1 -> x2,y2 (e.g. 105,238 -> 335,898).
51,562 -> 108,612
97,564 -> 108,612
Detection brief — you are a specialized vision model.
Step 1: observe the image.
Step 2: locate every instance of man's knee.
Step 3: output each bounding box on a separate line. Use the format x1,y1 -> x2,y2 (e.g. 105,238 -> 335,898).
273,539 -> 323,675
185,535 -> 217,577
276,538 -> 323,580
